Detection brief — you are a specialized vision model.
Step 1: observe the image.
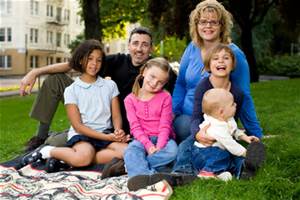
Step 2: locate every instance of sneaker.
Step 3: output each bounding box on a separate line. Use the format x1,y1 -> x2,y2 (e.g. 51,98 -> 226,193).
25,136 -> 45,153
20,147 -> 44,167
46,158 -> 70,173
101,158 -> 126,179
127,172 -> 196,191
216,171 -> 232,181
197,170 -> 216,179
245,141 -> 266,170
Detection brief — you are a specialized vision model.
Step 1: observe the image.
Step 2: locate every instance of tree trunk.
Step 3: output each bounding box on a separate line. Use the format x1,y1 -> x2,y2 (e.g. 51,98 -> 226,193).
82,0 -> 102,41
240,26 -> 259,82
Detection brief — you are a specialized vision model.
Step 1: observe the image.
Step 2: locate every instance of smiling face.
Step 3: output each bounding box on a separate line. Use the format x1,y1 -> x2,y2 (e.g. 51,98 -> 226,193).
209,49 -> 234,78
197,9 -> 221,44
128,33 -> 153,66
82,49 -> 103,77
142,65 -> 169,94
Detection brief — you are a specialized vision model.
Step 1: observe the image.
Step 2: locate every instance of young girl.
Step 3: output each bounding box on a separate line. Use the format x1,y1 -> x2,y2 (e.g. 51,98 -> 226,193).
124,57 -> 178,191
189,44 -> 265,179
22,39 -> 129,172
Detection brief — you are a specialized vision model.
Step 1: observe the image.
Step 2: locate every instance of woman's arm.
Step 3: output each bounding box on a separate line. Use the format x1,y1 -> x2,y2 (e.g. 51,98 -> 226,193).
172,44 -> 192,115
230,44 -> 263,138
20,62 -> 71,96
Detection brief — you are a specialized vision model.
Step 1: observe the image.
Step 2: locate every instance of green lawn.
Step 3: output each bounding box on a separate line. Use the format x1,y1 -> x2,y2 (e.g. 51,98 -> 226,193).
0,79 -> 299,200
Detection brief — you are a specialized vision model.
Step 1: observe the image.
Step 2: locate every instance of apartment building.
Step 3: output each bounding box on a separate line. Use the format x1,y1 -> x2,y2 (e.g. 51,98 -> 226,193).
0,0 -> 84,76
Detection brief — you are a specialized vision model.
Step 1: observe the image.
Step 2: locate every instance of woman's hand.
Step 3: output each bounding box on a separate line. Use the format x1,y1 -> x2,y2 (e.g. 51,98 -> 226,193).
240,135 -> 260,144
195,124 -> 215,146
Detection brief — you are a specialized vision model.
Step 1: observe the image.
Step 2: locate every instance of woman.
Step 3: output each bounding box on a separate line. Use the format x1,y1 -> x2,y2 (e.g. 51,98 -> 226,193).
172,0 -> 262,143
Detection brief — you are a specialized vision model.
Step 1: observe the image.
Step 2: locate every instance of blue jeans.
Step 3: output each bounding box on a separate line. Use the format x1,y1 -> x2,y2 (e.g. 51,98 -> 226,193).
124,137 -> 178,177
191,145 -> 244,177
173,114 -> 191,143
172,134 -> 197,175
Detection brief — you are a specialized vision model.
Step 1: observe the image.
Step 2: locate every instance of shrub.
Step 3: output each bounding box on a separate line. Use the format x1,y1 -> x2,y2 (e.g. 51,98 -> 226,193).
258,55 -> 300,77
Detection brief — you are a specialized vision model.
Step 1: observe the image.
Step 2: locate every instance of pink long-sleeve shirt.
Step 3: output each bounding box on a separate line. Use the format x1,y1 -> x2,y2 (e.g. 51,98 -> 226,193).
124,90 -> 175,151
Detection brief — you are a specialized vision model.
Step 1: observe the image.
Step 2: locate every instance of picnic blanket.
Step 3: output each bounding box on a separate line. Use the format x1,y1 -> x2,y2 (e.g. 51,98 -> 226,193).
0,165 -> 172,200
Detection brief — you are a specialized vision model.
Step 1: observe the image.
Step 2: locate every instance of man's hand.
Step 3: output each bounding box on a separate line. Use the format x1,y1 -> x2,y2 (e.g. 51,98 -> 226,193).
195,123 -> 215,146
19,70 -> 37,96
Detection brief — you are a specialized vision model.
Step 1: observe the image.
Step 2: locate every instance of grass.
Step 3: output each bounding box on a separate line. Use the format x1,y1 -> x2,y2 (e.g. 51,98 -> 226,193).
0,79 -> 300,199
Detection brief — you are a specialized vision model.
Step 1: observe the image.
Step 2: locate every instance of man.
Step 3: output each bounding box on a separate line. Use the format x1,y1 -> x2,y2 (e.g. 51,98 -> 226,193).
20,27 -> 176,152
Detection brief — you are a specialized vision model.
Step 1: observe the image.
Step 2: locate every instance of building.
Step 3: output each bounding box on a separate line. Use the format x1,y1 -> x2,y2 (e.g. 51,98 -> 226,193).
0,0 -> 84,76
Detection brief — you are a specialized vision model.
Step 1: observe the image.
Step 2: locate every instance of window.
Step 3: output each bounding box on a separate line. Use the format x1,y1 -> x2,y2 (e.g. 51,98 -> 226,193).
64,33 -> 70,46
56,7 -> 62,22
0,28 -> 4,41
0,0 -> 12,15
64,9 -> 70,21
56,32 -> 61,47
30,0 -> 39,15
47,57 -> 53,65
56,57 -> 61,63
0,55 -> 12,69
30,28 -> 38,43
47,31 -> 53,43
0,27 -> 11,42
7,27 -> 11,41
30,56 -> 38,68
46,4 -> 53,17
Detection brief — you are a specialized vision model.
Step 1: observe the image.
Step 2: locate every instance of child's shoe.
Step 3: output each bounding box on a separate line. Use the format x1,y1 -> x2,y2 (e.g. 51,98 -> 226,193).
45,158 -> 70,173
101,158 -> 126,179
197,170 -> 216,179
216,171 -> 232,181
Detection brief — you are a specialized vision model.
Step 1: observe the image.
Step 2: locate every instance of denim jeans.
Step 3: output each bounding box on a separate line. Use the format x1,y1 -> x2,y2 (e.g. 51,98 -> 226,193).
173,114 -> 192,143
172,134 -> 197,175
124,137 -> 178,177
191,145 -> 244,177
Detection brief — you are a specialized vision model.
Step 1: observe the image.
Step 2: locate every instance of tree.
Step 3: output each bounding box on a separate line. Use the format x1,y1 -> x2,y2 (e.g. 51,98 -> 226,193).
80,0 -> 102,41
221,0 -> 277,82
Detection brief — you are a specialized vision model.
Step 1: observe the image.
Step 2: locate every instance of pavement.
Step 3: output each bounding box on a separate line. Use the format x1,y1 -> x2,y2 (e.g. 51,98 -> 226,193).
0,76 -> 45,97
0,74 -> 290,98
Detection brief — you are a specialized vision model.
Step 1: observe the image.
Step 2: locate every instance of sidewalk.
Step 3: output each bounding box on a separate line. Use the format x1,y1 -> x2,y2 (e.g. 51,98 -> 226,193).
0,76 -> 44,97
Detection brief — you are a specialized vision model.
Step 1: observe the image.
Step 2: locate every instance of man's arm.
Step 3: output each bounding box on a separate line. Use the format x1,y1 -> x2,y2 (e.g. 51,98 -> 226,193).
19,62 -> 71,96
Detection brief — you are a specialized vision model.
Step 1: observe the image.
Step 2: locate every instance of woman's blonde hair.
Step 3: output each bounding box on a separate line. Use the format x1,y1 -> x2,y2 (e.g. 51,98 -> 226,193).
204,43 -> 236,72
189,0 -> 233,47
132,57 -> 171,96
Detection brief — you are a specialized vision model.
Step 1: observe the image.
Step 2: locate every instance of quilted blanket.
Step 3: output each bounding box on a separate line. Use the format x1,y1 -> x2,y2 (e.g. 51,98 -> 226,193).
0,165 -> 172,200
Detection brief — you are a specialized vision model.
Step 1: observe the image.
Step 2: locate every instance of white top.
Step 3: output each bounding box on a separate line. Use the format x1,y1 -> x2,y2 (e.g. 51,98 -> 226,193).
194,114 -> 246,156
64,77 -> 119,140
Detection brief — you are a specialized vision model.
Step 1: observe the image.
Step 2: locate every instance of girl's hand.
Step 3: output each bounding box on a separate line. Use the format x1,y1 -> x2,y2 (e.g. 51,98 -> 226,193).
195,124 -> 215,146
148,146 -> 158,155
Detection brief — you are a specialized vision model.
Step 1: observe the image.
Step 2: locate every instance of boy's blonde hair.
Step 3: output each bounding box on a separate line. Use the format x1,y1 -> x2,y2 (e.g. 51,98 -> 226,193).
204,43 -> 236,72
202,88 -> 232,117
132,57 -> 171,96
189,0 -> 233,47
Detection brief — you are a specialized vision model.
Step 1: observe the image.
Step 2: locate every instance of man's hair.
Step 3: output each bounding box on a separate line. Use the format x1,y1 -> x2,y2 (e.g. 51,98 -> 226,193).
69,39 -> 104,73
129,27 -> 153,45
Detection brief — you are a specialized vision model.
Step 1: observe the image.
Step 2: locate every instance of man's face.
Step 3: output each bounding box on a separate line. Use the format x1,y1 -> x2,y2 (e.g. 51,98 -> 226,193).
128,33 -> 153,66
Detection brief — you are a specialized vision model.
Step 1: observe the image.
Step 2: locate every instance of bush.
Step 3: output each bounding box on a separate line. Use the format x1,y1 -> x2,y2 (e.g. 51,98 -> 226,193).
153,36 -> 187,62
258,55 -> 300,77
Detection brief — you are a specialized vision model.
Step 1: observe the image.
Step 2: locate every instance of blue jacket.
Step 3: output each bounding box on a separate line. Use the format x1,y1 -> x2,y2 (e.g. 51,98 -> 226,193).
172,42 -> 263,138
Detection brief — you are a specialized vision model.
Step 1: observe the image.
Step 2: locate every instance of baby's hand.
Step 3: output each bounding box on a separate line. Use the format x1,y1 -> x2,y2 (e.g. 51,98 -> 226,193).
242,135 -> 260,143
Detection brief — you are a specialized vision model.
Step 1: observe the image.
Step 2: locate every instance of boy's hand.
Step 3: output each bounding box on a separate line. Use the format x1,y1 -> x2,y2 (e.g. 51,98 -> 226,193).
195,123 -> 215,146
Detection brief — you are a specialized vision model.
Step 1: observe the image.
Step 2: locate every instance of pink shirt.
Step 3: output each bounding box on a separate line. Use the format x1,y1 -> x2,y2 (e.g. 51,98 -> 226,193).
124,90 -> 175,151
